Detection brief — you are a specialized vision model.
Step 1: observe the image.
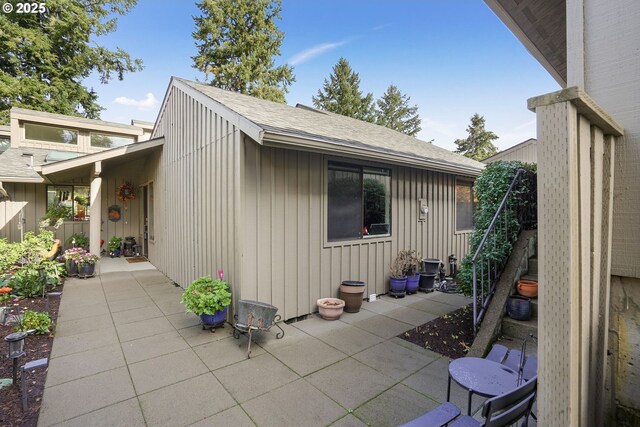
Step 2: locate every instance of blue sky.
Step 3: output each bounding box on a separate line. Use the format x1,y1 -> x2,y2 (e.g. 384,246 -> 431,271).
84,0 -> 560,152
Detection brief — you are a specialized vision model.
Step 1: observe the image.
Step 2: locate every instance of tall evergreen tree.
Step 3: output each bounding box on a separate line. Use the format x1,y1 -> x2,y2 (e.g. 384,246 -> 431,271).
454,113 -> 499,161
192,0 -> 294,103
375,85 -> 422,136
0,0 -> 143,124
312,57 -> 375,122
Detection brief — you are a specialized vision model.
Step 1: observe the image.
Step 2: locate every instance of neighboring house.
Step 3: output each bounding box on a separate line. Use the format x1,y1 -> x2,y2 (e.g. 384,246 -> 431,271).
0,108 -> 156,249
146,78 -> 484,320
486,0 -> 640,425
482,138 -> 537,164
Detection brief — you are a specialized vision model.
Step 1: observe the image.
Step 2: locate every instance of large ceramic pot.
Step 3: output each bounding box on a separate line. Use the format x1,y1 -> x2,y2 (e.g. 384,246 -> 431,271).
200,306 -> 228,327
506,295 -> 532,321
517,279 -> 538,298
77,262 -> 95,278
65,258 -> 78,276
406,274 -> 420,294
339,281 -> 365,313
317,298 -> 345,320
389,276 -> 407,296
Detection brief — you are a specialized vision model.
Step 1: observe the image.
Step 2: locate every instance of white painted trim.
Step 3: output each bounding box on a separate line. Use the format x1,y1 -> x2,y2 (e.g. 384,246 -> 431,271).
39,137 -> 164,175
11,108 -> 144,135
566,0 -> 585,88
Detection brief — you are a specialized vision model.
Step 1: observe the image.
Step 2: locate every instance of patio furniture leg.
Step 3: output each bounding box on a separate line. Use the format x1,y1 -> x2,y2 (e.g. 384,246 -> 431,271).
247,327 -> 253,359
467,389 -> 473,416
447,374 -> 452,402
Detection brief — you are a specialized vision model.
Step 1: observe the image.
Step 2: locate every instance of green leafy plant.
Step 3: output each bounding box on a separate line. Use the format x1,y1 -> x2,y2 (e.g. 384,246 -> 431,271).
40,203 -> 72,229
19,230 -> 55,265
67,232 -> 89,249
0,238 -> 21,273
16,310 -> 52,335
10,265 -> 45,298
181,272 -> 232,316
39,260 -> 65,286
456,161 -> 537,296
108,236 -> 122,253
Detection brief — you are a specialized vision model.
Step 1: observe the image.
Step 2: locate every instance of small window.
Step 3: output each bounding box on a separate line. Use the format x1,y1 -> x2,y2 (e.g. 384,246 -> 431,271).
46,185 -> 90,221
456,180 -> 475,231
25,123 -> 78,145
328,161 -> 391,241
91,132 -> 135,148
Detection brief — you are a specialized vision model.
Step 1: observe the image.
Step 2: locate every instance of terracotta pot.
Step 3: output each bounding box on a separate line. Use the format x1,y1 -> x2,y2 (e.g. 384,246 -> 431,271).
317,298 -> 345,320
517,279 -> 538,298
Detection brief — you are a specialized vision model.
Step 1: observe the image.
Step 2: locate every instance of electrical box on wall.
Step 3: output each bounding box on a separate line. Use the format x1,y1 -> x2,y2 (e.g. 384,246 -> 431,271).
419,198 -> 428,221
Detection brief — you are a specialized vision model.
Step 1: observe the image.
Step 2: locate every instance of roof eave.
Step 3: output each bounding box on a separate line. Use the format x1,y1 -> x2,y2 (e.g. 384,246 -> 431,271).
263,131 -> 483,177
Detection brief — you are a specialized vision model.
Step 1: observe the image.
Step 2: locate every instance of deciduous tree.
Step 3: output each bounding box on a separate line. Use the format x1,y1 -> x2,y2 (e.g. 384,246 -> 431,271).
454,113 -> 498,161
0,0 -> 143,124
375,85 -> 422,136
192,0 -> 294,103
312,57 -> 375,122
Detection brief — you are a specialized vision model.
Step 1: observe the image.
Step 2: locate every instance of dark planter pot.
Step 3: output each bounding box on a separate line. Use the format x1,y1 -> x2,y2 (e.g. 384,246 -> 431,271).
339,280 -> 365,313
77,262 -> 96,278
200,306 -> 228,327
422,258 -> 441,275
65,259 -> 78,276
406,274 -> 420,294
419,273 -> 436,292
506,295 -> 532,321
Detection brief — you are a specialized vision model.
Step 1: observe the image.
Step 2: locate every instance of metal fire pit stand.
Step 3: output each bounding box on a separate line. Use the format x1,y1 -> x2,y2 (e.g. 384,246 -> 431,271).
233,300 -> 284,358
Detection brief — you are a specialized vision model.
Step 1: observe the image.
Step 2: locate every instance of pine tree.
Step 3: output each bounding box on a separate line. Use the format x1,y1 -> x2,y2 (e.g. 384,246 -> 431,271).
0,0 -> 143,124
312,57 -> 375,122
454,114 -> 499,161
192,0 -> 294,103
375,85 -> 422,136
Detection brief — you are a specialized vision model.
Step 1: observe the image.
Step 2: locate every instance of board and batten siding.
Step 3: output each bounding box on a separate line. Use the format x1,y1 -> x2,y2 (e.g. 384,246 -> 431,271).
150,86 -> 243,292
242,141 -> 472,320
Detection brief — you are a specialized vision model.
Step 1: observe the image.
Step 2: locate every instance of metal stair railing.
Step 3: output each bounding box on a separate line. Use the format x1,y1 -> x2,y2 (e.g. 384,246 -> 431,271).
472,168 -> 535,334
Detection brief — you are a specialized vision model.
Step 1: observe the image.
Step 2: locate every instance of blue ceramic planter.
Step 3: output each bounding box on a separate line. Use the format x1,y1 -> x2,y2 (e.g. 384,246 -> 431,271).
200,306 -> 228,326
406,274 -> 420,294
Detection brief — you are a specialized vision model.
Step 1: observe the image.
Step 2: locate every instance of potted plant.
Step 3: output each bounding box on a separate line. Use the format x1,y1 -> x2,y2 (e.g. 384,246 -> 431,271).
317,298 -> 345,320
108,236 -> 123,257
76,251 -> 99,278
0,285 -> 12,323
389,254 -> 407,297
401,249 -> 422,294
63,247 -> 85,276
67,232 -> 89,250
181,270 -> 232,327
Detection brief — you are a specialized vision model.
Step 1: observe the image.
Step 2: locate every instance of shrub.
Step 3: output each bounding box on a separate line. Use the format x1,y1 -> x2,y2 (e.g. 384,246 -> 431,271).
67,232 -> 89,248
40,203 -> 72,229
40,260 -> 65,286
456,161 -> 537,296
19,230 -> 54,265
10,266 -> 45,298
16,310 -> 52,334
0,238 -> 21,273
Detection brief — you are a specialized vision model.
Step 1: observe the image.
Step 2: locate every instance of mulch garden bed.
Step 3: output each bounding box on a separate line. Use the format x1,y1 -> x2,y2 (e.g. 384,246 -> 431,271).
399,302 -> 474,359
0,283 -> 63,427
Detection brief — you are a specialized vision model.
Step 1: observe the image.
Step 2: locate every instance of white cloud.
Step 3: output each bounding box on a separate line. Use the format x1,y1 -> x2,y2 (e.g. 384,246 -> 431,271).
114,92 -> 159,110
372,24 -> 391,31
289,40 -> 349,65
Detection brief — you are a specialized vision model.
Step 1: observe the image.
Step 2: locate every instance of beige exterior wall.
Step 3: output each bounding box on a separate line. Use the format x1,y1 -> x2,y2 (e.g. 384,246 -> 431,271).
150,86 -> 242,293
242,141 -> 472,320
483,139 -> 537,164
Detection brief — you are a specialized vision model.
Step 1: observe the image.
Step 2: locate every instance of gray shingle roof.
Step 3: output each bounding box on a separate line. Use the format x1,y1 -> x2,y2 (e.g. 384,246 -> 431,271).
0,147 -> 49,181
178,78 -> 484,174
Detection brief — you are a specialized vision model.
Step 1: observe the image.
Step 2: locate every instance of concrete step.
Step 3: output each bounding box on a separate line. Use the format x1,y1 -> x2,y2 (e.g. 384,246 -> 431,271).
528,257 -> 538,276
502,315 -> 538,341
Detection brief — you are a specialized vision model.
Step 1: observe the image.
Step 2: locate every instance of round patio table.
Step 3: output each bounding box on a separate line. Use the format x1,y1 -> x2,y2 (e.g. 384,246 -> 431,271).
447,357 -> 518,415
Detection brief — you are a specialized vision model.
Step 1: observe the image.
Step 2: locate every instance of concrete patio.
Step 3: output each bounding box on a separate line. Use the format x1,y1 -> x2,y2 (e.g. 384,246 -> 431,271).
37,259 -> 479,426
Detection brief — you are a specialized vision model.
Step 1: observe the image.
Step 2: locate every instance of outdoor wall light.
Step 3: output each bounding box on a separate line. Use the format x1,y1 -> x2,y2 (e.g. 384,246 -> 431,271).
4,331 -> 28,384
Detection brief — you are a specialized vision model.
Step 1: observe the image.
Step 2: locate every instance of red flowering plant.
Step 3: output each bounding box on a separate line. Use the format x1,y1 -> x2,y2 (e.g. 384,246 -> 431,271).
0,286 -> 12,307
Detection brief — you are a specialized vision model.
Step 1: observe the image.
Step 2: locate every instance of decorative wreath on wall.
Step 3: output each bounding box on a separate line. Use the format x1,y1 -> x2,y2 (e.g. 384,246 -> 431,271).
117,182 -> 136,201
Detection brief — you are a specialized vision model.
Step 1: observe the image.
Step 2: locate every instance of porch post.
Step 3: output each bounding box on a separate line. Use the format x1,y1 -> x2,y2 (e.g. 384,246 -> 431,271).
528,87 -> 622,426
89,161 -> 102,259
